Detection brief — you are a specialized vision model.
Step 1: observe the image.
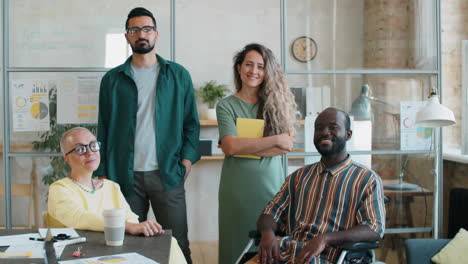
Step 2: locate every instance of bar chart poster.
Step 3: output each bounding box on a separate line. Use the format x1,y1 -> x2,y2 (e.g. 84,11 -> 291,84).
57,75 -> 100,124
12,80 -> 50,132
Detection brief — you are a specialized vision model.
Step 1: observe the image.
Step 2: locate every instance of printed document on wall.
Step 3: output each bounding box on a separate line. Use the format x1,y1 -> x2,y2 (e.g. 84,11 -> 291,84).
57,76 -> 99,124
12,80 -> 50,132
400,101 -> 432,150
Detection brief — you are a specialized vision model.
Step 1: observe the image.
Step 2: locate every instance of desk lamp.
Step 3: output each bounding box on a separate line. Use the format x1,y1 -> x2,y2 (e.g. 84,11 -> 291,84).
350,84 -> 395,120
350,84 -> 419,191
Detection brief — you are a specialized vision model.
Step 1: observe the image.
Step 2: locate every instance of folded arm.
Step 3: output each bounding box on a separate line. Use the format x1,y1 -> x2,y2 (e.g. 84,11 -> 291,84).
220,133 -> 294,156
216,100 -> 294,157
253,147 -> 289,157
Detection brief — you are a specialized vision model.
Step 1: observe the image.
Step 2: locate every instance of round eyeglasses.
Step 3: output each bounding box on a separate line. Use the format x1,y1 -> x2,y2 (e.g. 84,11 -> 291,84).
65,141 -> 101,156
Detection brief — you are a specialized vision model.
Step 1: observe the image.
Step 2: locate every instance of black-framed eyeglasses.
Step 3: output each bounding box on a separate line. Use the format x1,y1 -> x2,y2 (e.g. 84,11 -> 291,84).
126,26 -> 156,36
65,141 -> 101,156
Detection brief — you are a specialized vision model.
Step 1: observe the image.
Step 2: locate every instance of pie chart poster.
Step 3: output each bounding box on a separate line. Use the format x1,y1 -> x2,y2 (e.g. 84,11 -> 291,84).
12,79 -> 51,132
400,101 -> 432,151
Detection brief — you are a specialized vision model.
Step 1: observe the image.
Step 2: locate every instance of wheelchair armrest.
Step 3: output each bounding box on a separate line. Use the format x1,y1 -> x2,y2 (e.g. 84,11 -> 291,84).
249,230 -> 286,238
249,230 -> 260,239
337,241 -> 380,251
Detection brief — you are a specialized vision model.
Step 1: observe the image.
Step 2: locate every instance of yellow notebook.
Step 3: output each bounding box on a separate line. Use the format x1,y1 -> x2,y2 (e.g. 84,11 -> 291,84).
234,118 -> 264,159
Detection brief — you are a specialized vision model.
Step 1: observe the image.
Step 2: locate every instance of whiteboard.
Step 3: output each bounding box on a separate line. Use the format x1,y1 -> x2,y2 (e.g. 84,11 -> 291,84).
10,0 -> 171,67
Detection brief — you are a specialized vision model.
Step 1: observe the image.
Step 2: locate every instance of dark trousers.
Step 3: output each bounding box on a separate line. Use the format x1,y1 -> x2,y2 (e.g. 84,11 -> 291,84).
126,170 -> 192,264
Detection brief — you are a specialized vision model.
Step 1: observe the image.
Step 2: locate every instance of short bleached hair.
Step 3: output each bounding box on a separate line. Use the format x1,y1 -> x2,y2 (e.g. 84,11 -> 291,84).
60,127 -> 93,155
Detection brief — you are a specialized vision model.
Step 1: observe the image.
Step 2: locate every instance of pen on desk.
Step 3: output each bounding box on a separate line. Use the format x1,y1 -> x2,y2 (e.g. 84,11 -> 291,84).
29,237 -> 45,241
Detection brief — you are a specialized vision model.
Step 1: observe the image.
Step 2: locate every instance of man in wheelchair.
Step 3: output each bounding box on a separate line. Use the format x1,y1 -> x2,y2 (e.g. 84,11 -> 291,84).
256,108 -> 386,264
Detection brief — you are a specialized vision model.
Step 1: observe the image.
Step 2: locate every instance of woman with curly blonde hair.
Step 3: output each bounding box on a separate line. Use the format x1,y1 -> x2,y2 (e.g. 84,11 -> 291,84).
216,43 -> 297,263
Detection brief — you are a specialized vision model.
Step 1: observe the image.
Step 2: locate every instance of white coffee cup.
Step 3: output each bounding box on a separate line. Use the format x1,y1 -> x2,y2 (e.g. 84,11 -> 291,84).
102,208 -> 126,246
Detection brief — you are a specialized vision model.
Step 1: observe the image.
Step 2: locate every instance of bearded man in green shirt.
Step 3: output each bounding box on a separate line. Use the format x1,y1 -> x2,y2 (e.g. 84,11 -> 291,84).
94,7 -> 200,264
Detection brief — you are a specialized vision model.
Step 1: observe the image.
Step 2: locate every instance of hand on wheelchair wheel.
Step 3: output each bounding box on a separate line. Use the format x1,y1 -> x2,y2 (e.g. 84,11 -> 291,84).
258,231 -> 280,264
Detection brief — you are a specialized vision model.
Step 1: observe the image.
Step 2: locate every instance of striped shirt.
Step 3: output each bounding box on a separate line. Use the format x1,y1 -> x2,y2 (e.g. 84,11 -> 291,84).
263,156 -> 386,263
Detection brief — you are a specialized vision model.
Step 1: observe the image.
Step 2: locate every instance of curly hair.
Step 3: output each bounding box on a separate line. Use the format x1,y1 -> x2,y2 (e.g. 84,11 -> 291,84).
233,43 -> 297,136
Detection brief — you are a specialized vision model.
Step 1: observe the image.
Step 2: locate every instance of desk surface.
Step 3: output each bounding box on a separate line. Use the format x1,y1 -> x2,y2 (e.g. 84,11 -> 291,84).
0,229 -> 171,264
382,179 -> 432,197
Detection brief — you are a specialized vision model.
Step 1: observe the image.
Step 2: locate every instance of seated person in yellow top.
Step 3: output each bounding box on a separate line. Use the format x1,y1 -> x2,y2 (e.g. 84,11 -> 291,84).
48,127 -> 186,264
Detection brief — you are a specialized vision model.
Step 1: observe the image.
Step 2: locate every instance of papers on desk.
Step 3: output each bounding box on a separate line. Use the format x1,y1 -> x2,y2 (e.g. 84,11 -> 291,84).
3,243 -> 44,258
0,233 -> 44,259
0,228 -> 80,259
39,228 -> 80,238
0,233 -> 41,246
59,252 -> 160,264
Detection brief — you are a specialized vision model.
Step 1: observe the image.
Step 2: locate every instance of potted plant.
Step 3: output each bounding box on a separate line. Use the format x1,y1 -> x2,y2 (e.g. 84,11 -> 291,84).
196,80 -> 229,120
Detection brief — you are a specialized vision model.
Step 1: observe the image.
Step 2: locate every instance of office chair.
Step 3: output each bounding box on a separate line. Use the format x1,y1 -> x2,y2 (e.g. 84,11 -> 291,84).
237,231 -> 381,264
405,239 -> 450,264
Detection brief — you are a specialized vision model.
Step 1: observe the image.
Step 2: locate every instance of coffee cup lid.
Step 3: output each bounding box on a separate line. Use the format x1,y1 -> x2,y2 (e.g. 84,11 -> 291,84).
102,208 -> 125,217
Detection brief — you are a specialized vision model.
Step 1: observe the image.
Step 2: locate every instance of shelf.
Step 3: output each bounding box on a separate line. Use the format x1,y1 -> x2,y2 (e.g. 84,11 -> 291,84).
0,143 -> 34,153
287,149 -> 433,157
201,155 -> 305,160
200,120 -> 218,126
200,120 -> 305,126
201,155 -> 224,160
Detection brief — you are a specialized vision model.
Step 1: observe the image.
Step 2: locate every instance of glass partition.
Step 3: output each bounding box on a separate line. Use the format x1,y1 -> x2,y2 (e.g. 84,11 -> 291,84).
285,0 -> 437,72
1,0 -> 4,229
0,157 -> 50,228
8,72 -> 104,151
9,0 -> 171,67
175,0 -> 281,89
283,1 -> 440,262
288,73 -> 434,151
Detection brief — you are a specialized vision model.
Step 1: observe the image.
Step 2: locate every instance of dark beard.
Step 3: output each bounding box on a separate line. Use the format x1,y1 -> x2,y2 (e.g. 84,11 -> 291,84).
314,137 -> 347,157
131,40 -> 154,54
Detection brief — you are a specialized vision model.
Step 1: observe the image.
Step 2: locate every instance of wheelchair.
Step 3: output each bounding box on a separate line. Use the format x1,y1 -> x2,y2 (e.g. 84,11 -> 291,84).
236,231 -> 381,264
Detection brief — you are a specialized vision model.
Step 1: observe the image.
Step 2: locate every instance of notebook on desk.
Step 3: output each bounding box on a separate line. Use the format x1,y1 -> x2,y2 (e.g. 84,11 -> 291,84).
234,118 -> 264,159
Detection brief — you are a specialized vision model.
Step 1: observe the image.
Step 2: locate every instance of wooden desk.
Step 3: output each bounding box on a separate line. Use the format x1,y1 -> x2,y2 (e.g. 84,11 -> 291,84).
383,179 -> 433,197
382,179 -> 433,233
0,229 -> 172,264
381,180 -> 433,262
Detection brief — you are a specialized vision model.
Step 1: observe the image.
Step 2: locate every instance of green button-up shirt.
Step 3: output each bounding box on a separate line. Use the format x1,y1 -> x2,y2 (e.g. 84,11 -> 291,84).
94,54 -> 200,195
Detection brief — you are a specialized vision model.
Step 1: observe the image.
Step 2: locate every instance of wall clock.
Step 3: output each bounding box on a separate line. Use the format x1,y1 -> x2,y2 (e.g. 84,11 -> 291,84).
291,36 -> 317,62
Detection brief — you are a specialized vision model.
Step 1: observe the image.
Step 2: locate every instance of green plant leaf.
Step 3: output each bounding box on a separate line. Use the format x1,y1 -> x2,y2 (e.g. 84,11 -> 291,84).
196,80 -> 229,109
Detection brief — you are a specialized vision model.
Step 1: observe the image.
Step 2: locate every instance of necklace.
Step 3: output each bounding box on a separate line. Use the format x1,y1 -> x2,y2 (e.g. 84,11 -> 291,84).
68,177 -> 95,194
